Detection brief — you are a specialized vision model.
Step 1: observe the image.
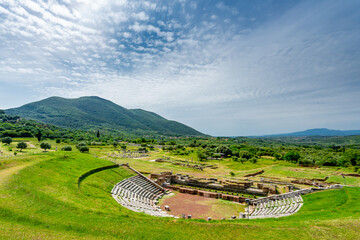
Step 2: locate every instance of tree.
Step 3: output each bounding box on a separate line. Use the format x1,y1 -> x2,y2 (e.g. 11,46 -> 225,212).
345,150 -> 360,166
239,150 -> 252,160
215,145 -> 232,157
96,130 -> 100,138
17,142 -> 27,151
284,151 -> 301,163
1,136 -> 12,145
36,131 -> 42,142
40,142 -> 51,151
274,153 -> 283,160
113,141 -> 118,148
197,151 -> 207,161
0,110 -> 5,114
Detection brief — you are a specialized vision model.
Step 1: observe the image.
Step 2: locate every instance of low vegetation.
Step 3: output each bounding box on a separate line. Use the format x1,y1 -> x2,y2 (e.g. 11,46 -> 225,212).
0,152 -> 359,239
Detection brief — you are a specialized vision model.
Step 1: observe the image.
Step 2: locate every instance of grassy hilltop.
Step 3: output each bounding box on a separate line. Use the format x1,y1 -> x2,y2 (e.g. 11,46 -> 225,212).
5,96 -> 204,137
1,139 -> 360,239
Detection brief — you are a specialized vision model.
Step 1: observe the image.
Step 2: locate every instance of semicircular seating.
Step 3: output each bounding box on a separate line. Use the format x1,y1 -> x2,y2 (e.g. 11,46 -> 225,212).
247,192 -> 303,219
112,174 -> 173,217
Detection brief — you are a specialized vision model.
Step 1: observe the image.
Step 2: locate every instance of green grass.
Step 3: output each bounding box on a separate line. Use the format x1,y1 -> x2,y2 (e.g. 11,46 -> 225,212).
8,136 -> 352,188
0,152 -> 360,239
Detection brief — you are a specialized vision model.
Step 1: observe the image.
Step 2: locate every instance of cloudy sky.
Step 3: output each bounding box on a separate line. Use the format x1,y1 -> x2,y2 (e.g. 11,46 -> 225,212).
0,0 -> 359,136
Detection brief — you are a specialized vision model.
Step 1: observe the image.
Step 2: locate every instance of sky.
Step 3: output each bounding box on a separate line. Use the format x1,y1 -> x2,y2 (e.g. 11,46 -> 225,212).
0,0 -> 360,136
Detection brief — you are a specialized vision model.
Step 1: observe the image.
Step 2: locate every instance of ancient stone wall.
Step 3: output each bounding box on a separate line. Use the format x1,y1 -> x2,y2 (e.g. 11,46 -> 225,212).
167,185 -> 254,203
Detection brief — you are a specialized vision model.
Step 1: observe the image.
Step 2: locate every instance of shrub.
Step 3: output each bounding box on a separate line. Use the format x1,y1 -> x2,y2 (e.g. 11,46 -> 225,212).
76,142 -> 87,149
274,153 -> 283,160
61,146 -> 72,151
299,157 -> 315,166
239,158 -> 247,164
137,147 -> 148,153
250,157 -> 258,164
56,139 -> 61,143
79,146 -> 89,153
230,171 -> 235,176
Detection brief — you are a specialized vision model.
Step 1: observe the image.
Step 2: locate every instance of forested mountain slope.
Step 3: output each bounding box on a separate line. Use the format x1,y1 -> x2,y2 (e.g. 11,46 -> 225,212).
5,96 -> 204,136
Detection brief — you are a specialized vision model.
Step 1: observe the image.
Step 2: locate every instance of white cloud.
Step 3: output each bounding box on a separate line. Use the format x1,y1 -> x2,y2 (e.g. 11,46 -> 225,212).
50,4 -> 75,19
108,38 -> 118,44
0,0 -> 359,135
132,11 -> 149,21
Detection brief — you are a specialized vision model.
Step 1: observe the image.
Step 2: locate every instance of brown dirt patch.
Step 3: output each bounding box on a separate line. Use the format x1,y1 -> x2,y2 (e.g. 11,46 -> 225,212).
159,190 -> 245,220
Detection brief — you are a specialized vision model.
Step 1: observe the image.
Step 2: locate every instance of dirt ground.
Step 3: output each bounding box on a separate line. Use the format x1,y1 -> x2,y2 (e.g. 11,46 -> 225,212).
159,190 -> 245,220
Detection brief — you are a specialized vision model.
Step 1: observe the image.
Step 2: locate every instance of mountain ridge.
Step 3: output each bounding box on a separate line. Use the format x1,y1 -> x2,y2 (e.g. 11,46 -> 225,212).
256,128 -> 360,137
5,96 -> 204,136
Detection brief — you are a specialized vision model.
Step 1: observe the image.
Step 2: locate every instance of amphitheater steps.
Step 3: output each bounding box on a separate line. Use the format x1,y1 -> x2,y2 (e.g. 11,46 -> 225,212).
112,173 -> 173,218
249,192 -> 304,219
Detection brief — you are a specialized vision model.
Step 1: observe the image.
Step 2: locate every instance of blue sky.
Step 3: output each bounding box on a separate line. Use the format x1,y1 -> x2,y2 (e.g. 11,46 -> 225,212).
0,0 -> 360,136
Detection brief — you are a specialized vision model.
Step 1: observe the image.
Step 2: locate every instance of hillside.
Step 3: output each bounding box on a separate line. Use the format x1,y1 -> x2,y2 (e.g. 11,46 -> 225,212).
5,96 -> 204,136
261,128 -> 360,137
0,113 -> 94,140
0,152 -> 359,239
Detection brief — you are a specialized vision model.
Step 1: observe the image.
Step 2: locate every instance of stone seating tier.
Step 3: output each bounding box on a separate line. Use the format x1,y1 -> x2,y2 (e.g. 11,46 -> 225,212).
112,174 -> 173,218
248,194 -> 303,219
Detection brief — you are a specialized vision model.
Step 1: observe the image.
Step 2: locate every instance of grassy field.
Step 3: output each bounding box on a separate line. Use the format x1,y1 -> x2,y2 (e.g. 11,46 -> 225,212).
2,138 -> 359,187
0,151 -> 360,239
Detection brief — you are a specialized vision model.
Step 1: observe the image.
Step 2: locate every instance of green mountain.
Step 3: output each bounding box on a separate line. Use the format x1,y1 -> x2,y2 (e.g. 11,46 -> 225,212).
5,96 -> 204,136
0,112 -> 94,140
260,128 -> 360,137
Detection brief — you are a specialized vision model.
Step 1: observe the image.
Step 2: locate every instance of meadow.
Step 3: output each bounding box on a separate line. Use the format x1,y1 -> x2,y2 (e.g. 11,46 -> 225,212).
0,138 -> 360,239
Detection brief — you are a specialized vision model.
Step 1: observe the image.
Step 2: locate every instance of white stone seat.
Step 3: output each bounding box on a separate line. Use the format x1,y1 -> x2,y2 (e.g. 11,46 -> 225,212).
112,174 -> 171,218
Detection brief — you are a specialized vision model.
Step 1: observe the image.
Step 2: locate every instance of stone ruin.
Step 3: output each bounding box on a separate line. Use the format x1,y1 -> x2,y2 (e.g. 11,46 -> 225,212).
109,150 -> 149,159
153,157 -> 217,171
165,185 -> 255,203
150,172 -> 275,196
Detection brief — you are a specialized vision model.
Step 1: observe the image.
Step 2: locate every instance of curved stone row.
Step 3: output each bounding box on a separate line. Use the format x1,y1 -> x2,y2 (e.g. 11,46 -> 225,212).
247,194 -> 303,219
111,174 -> 173,217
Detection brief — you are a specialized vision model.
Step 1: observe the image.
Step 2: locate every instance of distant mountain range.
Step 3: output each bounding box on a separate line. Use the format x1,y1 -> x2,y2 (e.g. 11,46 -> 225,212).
259,128 -> 360,137
5,96 -> 204,136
